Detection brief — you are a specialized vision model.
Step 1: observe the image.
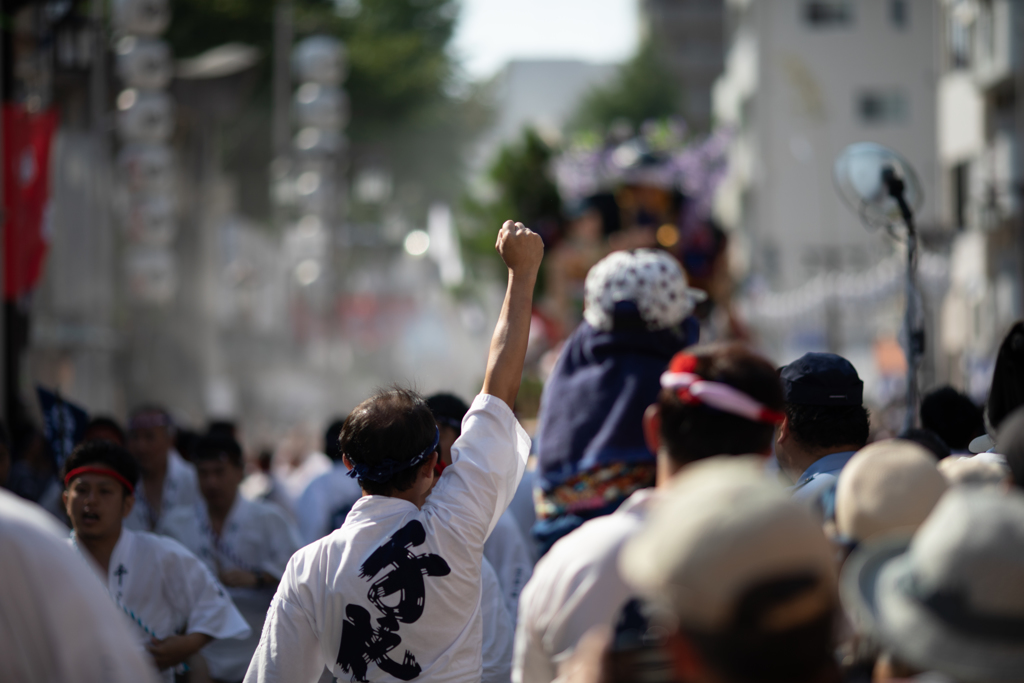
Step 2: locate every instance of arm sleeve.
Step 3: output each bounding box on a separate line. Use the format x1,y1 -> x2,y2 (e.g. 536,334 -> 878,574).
427,394 -> 532,545
243,594 -> 325,683
162,539 -> 251,641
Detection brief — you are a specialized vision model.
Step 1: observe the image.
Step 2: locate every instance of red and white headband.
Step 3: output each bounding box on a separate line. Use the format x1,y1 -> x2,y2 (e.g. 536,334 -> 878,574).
661,354 -> 785,425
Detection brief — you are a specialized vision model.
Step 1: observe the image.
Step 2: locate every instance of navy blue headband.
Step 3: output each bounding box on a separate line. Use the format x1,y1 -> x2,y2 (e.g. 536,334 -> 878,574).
345,427 -> 440,483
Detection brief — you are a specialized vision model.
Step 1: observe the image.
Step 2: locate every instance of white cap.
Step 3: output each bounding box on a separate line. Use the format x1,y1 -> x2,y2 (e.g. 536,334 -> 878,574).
583,249 -> 706,332
835,440 -> 947,543
620,456 -> 836,633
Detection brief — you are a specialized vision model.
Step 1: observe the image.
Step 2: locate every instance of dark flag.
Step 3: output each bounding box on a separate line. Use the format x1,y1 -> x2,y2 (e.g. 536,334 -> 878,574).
36,386 -> 89,468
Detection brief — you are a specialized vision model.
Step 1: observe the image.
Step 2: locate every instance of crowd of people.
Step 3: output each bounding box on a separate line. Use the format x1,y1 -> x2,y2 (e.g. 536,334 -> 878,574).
3,219 -> 1024,683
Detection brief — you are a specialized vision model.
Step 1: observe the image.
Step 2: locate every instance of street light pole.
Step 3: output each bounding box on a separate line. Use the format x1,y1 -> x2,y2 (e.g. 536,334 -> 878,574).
273,0 -> 294,160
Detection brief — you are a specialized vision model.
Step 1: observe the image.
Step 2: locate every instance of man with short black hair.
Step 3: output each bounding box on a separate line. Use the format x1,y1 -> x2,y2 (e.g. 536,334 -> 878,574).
245,220 -> 543,683
63,440 -> 250,682
920,386 -> 985,453
775,352 -> 869,505
620,458 -> 839,683
163,434 -> 301,683
514,342 -> 786,683
125,405 -> 201,532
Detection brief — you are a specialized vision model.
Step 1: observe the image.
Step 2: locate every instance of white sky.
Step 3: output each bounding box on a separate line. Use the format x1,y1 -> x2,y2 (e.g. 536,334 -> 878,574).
452,0 -> 640,81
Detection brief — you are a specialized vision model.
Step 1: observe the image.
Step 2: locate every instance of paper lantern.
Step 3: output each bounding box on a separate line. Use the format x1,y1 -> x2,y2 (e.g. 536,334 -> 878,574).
116,37 -> 172,90
116,89 -> 174,142
112,0 -> 170,37
292,35 -> 346,86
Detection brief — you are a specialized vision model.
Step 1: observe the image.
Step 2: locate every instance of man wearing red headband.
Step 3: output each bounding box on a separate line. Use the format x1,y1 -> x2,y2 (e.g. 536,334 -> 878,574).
514,343 -> 785,683
63,440 -> 251,683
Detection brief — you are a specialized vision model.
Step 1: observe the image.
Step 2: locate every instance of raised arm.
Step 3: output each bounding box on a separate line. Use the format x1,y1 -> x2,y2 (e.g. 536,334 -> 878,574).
482,220 -> 544,410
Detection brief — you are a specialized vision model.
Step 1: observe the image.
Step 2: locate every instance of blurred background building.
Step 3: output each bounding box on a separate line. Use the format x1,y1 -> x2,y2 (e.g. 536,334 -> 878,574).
2,0 -> 1022,451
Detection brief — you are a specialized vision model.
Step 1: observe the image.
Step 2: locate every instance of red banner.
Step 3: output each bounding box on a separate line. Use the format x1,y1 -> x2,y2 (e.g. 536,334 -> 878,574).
3,105 -> 58,300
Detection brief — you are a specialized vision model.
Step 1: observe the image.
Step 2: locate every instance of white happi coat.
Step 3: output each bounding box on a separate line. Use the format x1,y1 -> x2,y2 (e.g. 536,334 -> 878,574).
0,490 -> 161,683
483,509 -> 534,626
162,496 -> 302,682
125,449 -> 202,532
513,489 -> 657,683
295,463 -> 364,544
245,394 -> 530,683
481,558 -> 514,683
70,527 -> 251,683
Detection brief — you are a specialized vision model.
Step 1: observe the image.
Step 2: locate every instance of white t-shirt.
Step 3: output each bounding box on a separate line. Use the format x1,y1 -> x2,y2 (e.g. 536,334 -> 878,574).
0,490 -> 162,683
125,449 -> 202,532
162,496 -> 303,682
483,509 -> 534,625
295,463 -> 364,544
513,489 -> 657,683
245,394 -> 530,683
481,558 -> 514,683
70,527 -> 252,683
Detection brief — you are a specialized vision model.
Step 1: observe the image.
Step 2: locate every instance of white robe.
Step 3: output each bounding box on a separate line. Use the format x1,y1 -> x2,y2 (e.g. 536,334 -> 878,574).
125,449 -> 202,532
294,463 -> 364,544
512,489 -> 656,683
481,558 -> 514,683
483,509 -> 534,626
162,496 -> 302,682
0,490 -> 161,683
70,527 -> 252,683
245,394 -> 530,683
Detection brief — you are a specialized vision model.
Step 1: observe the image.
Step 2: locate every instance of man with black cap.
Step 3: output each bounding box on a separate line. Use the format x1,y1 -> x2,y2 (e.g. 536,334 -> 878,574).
776,352 -> 870,507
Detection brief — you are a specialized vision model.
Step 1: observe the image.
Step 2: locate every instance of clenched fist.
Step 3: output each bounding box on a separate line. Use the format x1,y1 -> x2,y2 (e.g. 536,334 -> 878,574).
495,220 -> 544,276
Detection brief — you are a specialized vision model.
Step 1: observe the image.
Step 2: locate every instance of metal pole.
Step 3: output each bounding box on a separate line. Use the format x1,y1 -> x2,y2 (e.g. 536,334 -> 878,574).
272,0 -> 294,160
0,8 -> 6,425
904,226 -> 920,432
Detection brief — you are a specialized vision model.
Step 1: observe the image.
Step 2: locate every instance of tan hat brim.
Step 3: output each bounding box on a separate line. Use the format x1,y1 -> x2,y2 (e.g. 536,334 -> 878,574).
841,537 -> 1024,682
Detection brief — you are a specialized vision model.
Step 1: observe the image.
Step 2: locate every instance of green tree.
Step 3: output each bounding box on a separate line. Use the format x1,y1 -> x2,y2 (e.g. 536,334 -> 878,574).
463,127 -> 562,290
572,40 -> 681,135
165,0 -> 474,217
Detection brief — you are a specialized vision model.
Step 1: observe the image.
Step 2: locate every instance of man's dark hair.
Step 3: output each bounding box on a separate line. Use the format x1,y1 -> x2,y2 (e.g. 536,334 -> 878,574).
82,416 -> 126,446
175,429 -> 201,462
784,403 -> 870,452
194,433 -> 244,469
898,428 -> 950,461
988,322 -> 1024,430
659,343 -> 785,465
207,420 -> 237,439
324,417 -> 348,462
340,387 -> 437,496
682,574 -> 837,683
426,393 -> 470,435
920,386 -> 984,450
62,440 -> 139,497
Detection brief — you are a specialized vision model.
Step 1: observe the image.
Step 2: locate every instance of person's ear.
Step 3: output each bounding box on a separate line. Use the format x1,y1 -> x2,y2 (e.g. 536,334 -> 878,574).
643,404 -> 662,455
777,415 -> 790,448
62,490 -> 70,515
122,493 -> 135,519
420,452 -> 438,481
343,454 -> 354,471
665,630 -> 705,682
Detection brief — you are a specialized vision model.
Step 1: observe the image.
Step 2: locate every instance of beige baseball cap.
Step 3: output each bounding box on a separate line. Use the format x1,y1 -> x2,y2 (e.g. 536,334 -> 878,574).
620,456 -> 837,634
835,440 -> 947,544
938,454 -> 1010,487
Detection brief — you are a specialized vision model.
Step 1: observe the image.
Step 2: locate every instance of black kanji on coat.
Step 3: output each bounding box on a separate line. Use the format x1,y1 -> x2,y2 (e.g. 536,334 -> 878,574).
337,520 -> 451,682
